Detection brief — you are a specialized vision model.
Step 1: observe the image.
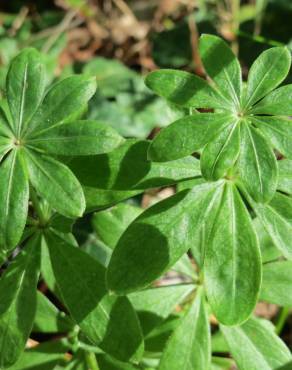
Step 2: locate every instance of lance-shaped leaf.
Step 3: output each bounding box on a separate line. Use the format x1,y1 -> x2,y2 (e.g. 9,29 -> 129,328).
0,233 -> 41,368
260,261 -> 292,306
69,139 -> 201,210
129,284 -> 195,335
251,85 -> 292,116
148,113 -> 233,162
26,75 -> 96,136
27,120 -> 124,156
0,149 -> 29,252
243,47 -> 291,109
221,317 -> 292,370
204,183 -> 261,325
6,48 -> 45,136
251,192 -> 292,259
199,34 -> 241,106
158,288 -> 211,370
238,123 -> 278,203
46,230 -> 144,362
145,69 -> 230,109
252,116 -> 292,159
25,150 -> 85,218
201,120 -> 240,180
92,203 -> 142,249
107,181 -> 223,294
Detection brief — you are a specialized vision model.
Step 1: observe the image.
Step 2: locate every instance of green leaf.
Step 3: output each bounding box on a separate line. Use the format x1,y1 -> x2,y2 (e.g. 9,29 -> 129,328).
201,120 -> 240,180
199,34 -> 241,106
9,340 -> 69,370
33,291 -> 73,333
221,317 -> 291,370
243,47 -> 291,109
251,192 -> 292,259
204,183 -> 261,325
26,75 -> 96,136
129,284 -> 195,335
92,203 -> 142,249
252,116 -> 292,159
0,233 -> 41,368
25,150 -> 85,218
148,113 -> 233,162
106,181 -> 222,294
238,123 -> 278,203
26,120 -> 124,156
69,139 -> 201,210
253,218 -> 281,263
260,261 -> 292,306
46,230 -> 144,362
158,288 -> 211,370
6,48 -> 45,136
145,69 -> 230,109
278,159 -> 292,195
0,149 -> 29,252
250,85 -> 292,115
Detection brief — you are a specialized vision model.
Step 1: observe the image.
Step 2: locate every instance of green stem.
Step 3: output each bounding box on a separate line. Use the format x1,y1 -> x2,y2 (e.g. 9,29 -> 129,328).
84,351 -> 100,370
276,307 -> 290,335
30,187 -> 47,226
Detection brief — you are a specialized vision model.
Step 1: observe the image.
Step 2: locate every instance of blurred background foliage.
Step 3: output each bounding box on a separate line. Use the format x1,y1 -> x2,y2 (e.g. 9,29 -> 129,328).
1,1 -> 292,368
0,0 -> 291,139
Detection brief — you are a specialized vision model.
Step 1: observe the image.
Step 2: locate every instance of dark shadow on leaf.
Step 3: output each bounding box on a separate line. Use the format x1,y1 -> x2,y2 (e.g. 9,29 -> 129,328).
276,361 -> 292,370
100,296 -> 143,362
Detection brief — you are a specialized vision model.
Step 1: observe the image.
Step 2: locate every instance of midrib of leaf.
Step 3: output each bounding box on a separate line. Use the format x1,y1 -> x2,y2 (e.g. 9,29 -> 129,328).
222,67 -> 240,109
229,186 -> 237,313
244,51 -> 283,110
182,297 -> 201,370
3,150 -> 17,249
16,63 -> 28,138
51,233 -> 110,339
210,120 -> 238,177
246,125 -> 263,195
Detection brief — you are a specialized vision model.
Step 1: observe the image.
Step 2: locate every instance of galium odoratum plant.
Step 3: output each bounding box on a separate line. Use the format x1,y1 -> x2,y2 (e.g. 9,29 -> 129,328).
106,35 -> 292,329
0,47 -> 124,256
0,48 -> 143,368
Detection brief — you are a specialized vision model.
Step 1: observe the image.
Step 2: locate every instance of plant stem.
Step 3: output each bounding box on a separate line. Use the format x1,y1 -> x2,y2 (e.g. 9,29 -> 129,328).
276,307 -> 290,335
84,351 -> 100,370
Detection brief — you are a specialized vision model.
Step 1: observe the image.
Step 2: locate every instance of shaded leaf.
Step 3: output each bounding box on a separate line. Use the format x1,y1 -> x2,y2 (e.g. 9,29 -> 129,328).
107,182 -> 222,294
92,203 -> 142,249
0,233 -> 41,368
46,230 -> 144,362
